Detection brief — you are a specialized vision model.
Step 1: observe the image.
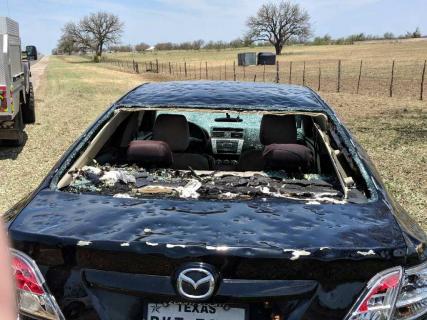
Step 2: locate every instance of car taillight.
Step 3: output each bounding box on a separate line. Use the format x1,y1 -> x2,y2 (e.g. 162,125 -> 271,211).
345,267 -> 403,320
11,249 -> 64,320
394,261 -> 427,320
0,85 -> 7,112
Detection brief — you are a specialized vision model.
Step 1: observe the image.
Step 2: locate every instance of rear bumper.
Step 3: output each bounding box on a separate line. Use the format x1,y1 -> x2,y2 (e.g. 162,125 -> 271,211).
0,128 -> 20,140
0,113 -> 14,121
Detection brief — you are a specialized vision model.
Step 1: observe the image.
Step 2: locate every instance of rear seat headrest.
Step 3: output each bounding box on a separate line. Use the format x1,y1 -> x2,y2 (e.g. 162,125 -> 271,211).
152,114 -> 190,152
263,144 -> 314,172
260,115 -> 297,145
127,140 -> 172,167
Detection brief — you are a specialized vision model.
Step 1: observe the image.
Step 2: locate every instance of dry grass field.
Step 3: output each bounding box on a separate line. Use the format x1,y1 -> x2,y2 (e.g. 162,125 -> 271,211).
0,49 -> 426,230
104,40 -> 427,99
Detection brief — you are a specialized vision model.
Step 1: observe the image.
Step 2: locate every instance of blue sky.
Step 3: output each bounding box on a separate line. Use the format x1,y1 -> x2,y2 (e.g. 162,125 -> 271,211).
1,0 -> 427,54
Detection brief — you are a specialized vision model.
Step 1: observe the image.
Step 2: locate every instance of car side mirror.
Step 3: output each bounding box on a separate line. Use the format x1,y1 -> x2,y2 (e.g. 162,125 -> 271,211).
25,45 -> 38,61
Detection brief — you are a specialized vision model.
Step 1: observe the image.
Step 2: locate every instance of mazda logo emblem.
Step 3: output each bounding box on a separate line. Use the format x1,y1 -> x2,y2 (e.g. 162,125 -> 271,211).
176,265 -> 216,300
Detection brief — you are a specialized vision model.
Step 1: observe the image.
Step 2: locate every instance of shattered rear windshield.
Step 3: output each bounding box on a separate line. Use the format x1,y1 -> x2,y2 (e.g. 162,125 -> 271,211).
59,108 -> 369,203
65,166 -> 342,202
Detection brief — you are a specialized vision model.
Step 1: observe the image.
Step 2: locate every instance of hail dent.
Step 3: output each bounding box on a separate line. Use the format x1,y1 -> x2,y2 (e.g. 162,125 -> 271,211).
357,250 -> 375,256
166,244 -> 187,249
283,249 -> 311,260
114,193 -> 134,199
77,240 -> 92,246
206,245 -> 229,251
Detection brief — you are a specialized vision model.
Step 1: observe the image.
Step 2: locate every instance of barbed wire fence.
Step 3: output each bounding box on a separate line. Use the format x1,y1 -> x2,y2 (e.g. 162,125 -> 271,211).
99,56 -> 427,100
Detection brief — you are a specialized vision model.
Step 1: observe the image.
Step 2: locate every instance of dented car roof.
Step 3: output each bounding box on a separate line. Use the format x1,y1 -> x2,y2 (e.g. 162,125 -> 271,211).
117,81 -> 328,111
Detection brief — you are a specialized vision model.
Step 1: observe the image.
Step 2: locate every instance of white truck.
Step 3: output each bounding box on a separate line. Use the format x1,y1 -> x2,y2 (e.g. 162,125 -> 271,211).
0,17 -> 35,146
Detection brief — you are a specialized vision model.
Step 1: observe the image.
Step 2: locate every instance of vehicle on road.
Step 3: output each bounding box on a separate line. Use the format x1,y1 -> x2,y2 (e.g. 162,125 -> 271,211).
0,17 -> 35,146
5,81 -> 427,320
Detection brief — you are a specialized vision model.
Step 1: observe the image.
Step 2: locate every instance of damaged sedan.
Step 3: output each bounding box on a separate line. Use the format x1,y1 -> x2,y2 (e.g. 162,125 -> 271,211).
5,81 -> 427,320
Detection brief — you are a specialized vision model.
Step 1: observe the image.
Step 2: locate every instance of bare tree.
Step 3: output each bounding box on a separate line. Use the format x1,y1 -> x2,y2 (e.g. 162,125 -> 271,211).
57,22 -> 79,55
246,1 -> 311,55
60,12 -> 123,61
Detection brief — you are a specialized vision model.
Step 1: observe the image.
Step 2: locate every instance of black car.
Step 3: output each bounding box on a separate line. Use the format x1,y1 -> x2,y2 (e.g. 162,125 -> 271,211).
6,81 -> 427,320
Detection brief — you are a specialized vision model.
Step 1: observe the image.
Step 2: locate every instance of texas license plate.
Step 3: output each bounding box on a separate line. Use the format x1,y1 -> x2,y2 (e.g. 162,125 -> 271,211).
146,302 -> 247,320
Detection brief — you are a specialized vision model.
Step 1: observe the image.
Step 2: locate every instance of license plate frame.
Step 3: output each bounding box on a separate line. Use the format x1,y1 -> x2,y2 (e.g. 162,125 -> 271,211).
144,301 -> 249,320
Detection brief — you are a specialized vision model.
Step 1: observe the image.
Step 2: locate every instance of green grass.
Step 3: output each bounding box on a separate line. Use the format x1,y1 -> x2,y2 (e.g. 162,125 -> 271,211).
0,56 -> 142,214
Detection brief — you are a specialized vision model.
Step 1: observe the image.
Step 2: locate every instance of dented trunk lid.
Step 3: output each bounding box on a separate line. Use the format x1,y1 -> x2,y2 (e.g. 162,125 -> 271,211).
10,189 -> 407,263
8,190 -> 409,320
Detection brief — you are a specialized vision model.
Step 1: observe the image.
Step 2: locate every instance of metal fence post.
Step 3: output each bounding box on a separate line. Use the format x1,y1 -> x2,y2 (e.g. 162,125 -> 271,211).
302,61 -> 306,86
390,60 -> 395,97
421,60 -> 426,100
357,60 -> 363,94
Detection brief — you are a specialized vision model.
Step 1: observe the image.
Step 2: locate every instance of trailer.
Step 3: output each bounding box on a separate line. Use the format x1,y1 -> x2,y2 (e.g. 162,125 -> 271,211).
0,17 -> 35,146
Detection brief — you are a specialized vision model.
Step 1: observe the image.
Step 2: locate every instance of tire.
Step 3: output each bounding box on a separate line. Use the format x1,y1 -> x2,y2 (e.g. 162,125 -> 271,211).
22,83 -> 35,124
3,110 -> 25,147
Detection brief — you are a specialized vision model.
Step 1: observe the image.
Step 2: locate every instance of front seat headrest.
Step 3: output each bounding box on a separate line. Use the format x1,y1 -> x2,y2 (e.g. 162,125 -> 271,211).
152,114 -> 190,152
260,115 -> 297,145
127,140 -> 172,167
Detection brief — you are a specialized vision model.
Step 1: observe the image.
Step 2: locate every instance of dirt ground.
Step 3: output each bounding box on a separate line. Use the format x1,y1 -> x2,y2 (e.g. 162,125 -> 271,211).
0,55 -> 426,230
30,57 -> 49,92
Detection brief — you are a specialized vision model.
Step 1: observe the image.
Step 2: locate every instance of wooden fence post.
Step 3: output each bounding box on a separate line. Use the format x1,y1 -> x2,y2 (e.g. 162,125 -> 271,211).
135,63 -> 139,74
205,61 -> 208,79
420,60 -> 426,100
225,63 -> 227,80
254,74 -> 257,82
156,59 -> 159,73
184,62 -> 187,78
276,61 -> 280,83
357,60 -> 363,94
302,61 -> 306,86
169,62 -> 172,75
390,60 -> 395,97
199,62 -> 202,79
337,59 -> 341,92
233,61 -> 236,81
289,61 -> 293,84
263,63 -> 266,82
243,65 -> 246,80
318,62 -> 322,91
